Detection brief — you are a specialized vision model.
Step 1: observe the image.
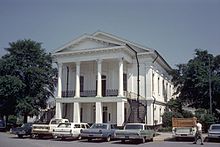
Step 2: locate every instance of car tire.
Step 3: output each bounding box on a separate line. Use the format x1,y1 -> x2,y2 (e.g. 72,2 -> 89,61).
31,134 -> 36,139
140,137 -> 145,143
106,136 -> 111,142
18,134 -> 23,138
77,135 -> 82,140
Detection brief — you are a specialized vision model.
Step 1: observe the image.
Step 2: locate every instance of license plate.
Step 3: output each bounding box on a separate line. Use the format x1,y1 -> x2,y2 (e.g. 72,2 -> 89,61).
125,136 -> 129,139
181,134 -> 187,136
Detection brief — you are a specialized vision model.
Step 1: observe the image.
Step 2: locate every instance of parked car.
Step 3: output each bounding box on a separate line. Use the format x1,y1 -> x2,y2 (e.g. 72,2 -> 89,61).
11,123 -> 33,138
80,123 -> 117,142
0,119 -> 6,132
207,124 -> 220,141
32,118 -> 69,138
52,122 -> 90,140
115,123 -> 155,143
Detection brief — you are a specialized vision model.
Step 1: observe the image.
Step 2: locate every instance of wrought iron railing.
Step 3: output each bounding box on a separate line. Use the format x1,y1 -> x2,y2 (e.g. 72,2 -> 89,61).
61,89 -> 118,97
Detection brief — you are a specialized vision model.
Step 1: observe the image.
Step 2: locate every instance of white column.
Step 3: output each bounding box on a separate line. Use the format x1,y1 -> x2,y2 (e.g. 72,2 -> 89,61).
118,58 -> 124,97
73,102 -> 80,123
167,83 -> 171,99
56,63 -> 62,119
96,60 -> 102,97
75,62 -> 80,98
147,100 -> 154,125
117,101 -> 124,126
154,70 -> 158,97
160,74 -> 164,99
95,102 -> 102,123
57,63 -> 62,98
145,65 -> 153,98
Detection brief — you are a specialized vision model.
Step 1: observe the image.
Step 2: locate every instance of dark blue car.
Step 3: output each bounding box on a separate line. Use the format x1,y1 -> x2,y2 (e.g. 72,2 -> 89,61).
11,123 -> 33,138
0,119 -> 6,132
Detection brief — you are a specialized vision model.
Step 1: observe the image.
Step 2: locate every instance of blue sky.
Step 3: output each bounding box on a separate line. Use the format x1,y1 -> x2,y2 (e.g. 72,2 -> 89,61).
0,0 -> 219,68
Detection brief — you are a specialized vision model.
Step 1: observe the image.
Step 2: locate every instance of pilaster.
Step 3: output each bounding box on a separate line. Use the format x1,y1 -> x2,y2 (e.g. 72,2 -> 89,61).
118,58 -> 124,97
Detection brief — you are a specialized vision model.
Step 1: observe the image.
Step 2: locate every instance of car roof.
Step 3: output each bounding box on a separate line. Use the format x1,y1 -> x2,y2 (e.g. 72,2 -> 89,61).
93,123 -> 117,125
210,124 -> 220,126
59,122 -> 88,124
125,123 -> 145,125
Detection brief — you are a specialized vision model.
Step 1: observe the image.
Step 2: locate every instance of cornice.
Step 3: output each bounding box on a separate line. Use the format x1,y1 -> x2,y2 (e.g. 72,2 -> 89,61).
52,45 -> 135,59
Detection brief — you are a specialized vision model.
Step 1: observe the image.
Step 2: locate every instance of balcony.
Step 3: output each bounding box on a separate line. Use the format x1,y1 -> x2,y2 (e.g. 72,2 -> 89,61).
61,89 -> 118,97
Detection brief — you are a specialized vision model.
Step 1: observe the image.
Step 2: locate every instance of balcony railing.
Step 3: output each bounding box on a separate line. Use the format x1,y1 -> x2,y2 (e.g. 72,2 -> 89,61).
61,89 -> 118,97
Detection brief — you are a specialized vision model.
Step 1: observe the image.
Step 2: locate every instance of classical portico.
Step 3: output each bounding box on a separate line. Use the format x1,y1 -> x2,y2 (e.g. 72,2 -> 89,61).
52,31 -> 174,127
55,56 -> 127,126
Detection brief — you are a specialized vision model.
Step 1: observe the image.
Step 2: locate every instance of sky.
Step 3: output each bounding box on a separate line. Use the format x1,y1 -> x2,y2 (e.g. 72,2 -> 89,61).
0,0 -> 220,68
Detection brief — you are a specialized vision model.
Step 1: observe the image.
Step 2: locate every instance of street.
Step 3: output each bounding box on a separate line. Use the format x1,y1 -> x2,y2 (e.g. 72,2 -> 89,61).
0,132 -> 219,147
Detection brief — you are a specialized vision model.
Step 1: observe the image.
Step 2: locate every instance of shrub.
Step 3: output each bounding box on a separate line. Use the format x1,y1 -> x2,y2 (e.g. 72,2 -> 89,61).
182,110 -> 194,118
162,111 -> 183,127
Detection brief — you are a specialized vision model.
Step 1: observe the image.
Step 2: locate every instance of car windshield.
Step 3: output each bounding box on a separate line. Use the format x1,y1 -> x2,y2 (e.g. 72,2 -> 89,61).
21,123 -> 32,127
211,125 -> 220,130
91,124 -> 107,129
58,123 -> 71,128
51,119 -> 63,124
125,125 -> 143,130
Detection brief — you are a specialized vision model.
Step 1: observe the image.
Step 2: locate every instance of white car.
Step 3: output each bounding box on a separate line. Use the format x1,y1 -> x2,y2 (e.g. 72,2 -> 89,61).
207,124 -> 220,141
52,122 -> 90,140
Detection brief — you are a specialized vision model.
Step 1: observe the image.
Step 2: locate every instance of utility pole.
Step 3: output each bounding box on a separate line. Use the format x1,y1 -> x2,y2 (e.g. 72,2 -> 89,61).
208,57 -> 212,114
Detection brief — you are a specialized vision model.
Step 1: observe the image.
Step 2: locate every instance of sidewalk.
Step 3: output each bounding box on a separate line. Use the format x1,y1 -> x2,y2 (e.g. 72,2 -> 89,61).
153,132 -> 208,142
153,132 -> 173,142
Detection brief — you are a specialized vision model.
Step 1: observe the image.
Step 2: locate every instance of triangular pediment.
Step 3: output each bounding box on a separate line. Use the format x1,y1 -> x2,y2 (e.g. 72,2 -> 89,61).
92,31 -> 153,53
54,35 -> 122,53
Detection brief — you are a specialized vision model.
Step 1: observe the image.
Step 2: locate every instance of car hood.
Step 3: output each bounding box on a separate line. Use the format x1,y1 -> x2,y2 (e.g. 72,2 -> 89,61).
115,129 -> 141,134
209,129 -> 220,133
81,128 -> 107,133
12,127 -> 26,132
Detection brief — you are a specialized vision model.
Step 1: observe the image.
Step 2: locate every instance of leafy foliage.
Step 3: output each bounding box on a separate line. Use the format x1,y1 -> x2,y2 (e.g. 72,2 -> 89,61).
162,111 -> 183,127
162,98 -> 194,127
0,39 -> 56,123
172,49 -> 220,115
195,108 -> 216,132
166,98 -> 182,113
0,75 -> 24,118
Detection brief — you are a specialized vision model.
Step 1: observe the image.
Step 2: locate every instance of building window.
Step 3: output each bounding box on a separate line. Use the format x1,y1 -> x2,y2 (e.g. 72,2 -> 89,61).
152,73 -> 154,92
158,77 -> 160,95
123,73 -> 127,91
80,107 -> 83,122
80,76 -> 84,92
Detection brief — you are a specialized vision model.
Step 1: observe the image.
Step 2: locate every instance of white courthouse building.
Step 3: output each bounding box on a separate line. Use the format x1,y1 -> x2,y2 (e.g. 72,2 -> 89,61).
52,31 -> 174,126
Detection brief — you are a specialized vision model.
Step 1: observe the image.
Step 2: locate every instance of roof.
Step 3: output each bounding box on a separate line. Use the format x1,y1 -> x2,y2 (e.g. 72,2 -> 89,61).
52,31 -> 172,71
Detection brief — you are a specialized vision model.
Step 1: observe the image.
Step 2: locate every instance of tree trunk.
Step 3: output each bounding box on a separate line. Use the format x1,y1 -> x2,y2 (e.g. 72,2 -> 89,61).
23,114 -> 28,123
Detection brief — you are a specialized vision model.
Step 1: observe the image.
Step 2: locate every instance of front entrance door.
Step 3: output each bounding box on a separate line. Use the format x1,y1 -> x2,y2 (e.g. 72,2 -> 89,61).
103,106 -> 108,123
102,79 -> 106,96
96,75 -> 106,97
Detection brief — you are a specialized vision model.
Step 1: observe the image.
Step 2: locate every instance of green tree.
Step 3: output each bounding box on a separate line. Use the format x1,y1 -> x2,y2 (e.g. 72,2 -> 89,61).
172,49 -> 220,116
0,39 -> 56,123
162,111 -> 183,127
195,108 -> 216,132
166,98 -> 182,113
0,75 -> 24,122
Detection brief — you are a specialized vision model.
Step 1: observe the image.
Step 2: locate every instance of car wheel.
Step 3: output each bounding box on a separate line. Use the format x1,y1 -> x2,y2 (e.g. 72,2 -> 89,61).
18,134 -> 23,138
140,137 -> 145,143
31,134 -> 36,139
106,136 -> 111,142
77,135 -> 82,140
